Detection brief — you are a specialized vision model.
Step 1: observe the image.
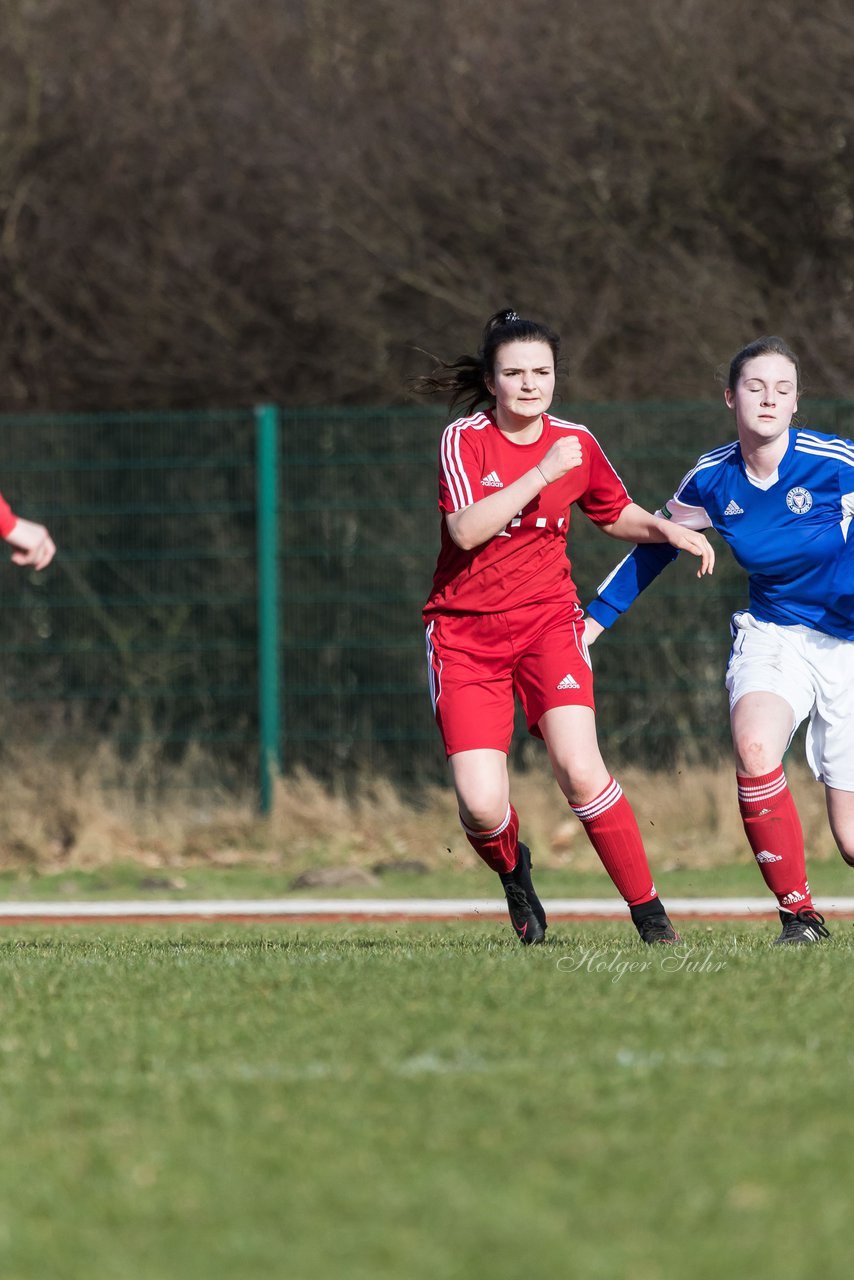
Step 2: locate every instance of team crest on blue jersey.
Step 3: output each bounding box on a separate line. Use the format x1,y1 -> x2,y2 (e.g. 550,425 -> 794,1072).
786,486 -> 813,514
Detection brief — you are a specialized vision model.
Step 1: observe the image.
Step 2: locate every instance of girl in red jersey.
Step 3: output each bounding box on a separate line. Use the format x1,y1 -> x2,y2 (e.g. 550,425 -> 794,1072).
418,310 -> 714,944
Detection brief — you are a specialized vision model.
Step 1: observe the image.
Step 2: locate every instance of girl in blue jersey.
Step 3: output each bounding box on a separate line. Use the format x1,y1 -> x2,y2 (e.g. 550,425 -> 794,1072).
585,336 -> 854,944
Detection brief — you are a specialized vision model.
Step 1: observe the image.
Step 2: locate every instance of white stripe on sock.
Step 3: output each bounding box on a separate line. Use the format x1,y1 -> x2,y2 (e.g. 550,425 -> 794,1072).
571,778 -> 622,823
737,773 -> 787,803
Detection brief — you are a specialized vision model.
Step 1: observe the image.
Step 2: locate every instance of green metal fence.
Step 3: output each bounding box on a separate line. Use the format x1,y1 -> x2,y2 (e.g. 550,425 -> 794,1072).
2,400 -> 853,798
0,408 -> 258,792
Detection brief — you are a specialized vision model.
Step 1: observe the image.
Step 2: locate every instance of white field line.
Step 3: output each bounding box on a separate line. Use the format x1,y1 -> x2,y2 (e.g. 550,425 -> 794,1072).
0,897 -> 852,920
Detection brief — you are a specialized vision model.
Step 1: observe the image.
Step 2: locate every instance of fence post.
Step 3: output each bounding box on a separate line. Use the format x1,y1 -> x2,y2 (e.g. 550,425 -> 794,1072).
255,404 -> 281,813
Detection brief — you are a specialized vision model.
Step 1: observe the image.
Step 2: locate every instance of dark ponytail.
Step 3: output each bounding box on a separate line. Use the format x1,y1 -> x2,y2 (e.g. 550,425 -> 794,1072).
413,309 -> 560,415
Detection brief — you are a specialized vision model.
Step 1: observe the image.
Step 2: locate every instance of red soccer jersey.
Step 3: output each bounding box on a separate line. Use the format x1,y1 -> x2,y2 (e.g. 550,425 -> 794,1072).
424,411 -> 632,617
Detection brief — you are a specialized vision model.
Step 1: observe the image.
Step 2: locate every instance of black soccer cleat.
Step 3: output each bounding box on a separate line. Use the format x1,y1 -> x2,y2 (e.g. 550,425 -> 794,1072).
499,843 -> 547,945
630,899 -> 680,945
515,843 -> 547,933
773,907 -> 831,945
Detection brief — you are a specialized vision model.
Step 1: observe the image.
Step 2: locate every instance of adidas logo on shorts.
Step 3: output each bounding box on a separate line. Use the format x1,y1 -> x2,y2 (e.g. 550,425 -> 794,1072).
724,499 -> 744,516
556,673 -> 580,690
755,850 -> 782,863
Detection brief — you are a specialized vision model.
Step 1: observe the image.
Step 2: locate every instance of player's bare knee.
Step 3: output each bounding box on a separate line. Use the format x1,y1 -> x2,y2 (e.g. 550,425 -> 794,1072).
458,792 -> 508,834
559,767 -> 606,808
837,844 -> 854,869
463,812 -> 507,835
733,736 -> 779,777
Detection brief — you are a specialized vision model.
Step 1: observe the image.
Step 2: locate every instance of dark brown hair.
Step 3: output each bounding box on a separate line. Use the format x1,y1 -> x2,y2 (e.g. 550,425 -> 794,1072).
413,309 -> 560,415
727,336 -> 800,392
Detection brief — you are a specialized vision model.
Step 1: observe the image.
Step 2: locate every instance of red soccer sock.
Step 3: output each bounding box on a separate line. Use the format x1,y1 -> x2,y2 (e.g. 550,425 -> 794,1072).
737,767 -> 813,912
460,803 -> 519,874
570,778 -> 657,907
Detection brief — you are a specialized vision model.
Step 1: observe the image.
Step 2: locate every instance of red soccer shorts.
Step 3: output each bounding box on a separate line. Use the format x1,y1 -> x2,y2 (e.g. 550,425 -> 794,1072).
424,600 -> 594,757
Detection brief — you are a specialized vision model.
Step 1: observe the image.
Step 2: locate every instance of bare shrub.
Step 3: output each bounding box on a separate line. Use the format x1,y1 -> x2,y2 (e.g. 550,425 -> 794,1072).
0,744 -> 838,873
0,0 -> 850,410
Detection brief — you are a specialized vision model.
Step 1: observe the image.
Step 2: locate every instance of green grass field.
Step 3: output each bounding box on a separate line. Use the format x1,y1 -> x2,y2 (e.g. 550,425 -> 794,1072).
2,854 -> 853,901
0,919 -> 851,1279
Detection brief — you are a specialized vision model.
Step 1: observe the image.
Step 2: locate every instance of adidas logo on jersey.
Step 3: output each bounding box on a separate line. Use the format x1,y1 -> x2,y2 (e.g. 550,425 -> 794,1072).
556,673 -> 580,690
755,850 -> 782,864
481,471 -> 503,488
724,499 -> 744,516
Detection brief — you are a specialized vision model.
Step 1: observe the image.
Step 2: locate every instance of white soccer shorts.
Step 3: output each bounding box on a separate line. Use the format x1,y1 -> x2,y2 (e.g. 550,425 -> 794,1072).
726,610 -> 854,791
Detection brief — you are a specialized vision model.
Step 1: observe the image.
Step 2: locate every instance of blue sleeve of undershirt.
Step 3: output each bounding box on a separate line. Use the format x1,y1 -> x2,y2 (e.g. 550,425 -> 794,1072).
586,542 -> 681,628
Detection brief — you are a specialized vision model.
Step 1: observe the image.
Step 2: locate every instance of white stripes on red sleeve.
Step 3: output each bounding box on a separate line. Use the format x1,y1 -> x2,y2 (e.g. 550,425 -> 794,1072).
439,414 -> 489,511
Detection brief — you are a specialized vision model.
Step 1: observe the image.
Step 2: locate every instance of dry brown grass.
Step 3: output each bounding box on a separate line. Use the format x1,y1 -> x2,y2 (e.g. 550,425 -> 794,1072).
0,745 -> 840,874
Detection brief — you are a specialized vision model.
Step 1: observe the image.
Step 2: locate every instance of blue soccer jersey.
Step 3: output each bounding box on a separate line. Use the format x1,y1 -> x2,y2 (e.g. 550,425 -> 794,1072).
587,428 -> 854,640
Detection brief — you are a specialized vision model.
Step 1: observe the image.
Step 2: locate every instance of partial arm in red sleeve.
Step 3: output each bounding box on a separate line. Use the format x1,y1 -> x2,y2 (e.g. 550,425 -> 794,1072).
0,491 -> 56,571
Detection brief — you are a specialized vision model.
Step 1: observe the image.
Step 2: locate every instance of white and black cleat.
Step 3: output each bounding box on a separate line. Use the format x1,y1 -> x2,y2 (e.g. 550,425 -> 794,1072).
774,907 -> 830,945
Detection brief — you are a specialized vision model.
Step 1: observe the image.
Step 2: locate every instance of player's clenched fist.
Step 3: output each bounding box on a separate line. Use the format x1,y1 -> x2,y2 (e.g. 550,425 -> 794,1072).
536,436 -> 583,483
